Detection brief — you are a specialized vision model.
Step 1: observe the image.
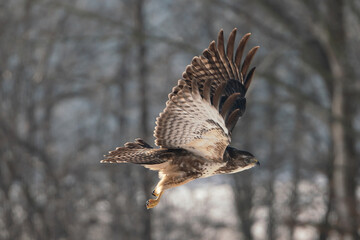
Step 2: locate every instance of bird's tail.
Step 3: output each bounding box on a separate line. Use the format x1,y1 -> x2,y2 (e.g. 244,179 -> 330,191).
101,138 -> 166,165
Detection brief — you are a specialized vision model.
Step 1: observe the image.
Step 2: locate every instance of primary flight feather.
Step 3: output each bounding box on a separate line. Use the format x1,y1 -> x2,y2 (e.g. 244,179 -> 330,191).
101,28 -> 260,209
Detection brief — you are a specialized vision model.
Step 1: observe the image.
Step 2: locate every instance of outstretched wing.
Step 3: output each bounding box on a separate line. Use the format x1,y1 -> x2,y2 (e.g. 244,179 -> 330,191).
168,28 -> 259,133
154,28 -> 259,161
155,78 -> 230,162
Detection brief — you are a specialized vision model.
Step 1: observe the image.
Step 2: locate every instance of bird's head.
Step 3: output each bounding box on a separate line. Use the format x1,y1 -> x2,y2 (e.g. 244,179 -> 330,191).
226,147 -> 260,170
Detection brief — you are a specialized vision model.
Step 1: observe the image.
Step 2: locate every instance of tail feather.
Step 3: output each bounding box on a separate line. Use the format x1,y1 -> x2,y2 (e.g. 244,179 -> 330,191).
101,138 -> 166,165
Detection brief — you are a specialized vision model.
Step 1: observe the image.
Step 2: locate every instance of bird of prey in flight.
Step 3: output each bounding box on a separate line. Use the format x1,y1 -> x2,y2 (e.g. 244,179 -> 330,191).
101,28 -> 260,209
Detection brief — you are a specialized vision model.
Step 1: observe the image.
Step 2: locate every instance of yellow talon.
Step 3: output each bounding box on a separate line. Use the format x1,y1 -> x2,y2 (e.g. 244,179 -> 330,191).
146,199 -> 159,209
146,191 -> 163,209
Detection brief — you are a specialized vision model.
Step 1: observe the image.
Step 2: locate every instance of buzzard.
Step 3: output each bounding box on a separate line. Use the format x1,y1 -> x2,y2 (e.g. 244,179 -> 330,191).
101,28 -> 260,209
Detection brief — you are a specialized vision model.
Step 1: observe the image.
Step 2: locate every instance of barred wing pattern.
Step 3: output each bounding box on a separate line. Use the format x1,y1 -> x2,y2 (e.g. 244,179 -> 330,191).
155,79 -> 230,162
169,28 -> 259,132
154,28 -> 258,161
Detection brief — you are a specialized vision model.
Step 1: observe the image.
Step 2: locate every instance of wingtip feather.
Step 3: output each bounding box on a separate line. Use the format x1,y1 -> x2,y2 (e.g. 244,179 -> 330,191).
226,28 -> 237,60
217,29 -> 225,57
241,46 -> 259,78
235,33 -> 252,69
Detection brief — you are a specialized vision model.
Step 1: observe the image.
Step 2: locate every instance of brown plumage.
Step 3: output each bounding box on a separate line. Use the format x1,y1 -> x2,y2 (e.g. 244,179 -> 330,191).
101,28 -> 260,209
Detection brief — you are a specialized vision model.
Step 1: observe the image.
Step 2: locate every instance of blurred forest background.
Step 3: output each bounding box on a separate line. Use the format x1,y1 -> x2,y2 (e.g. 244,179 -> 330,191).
0,0 -> 359,239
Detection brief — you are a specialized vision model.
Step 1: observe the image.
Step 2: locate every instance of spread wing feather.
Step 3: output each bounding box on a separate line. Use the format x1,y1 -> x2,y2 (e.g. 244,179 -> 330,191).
167,28 -> 259,133
154,28 -> 258,161
154,79 -> 230,162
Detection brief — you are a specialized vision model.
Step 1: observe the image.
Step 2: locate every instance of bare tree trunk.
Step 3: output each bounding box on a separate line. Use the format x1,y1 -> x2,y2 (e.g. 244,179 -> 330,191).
319,159 -> 335,240
266,82 -> 278,240
109,42 -> 132,239
233,172 -> 254,240
343,94 -> 360,240
330,63 -> 349,238
330,65 -> 359,239
134,0 -> 152,239
327,1 -> 358,238
288,101 -> 303,240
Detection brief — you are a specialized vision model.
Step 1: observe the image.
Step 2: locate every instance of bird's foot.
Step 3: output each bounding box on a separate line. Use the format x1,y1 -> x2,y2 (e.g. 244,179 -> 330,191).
146,198 -> 160,209
146,191 -> 163,209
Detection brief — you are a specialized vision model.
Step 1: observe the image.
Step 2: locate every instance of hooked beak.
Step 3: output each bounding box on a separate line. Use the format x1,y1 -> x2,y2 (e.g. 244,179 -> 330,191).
252,158 -> 260,166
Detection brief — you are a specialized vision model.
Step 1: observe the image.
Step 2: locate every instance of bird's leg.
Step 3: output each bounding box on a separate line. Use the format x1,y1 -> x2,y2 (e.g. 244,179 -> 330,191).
146,191 -> 163,209
152,189 -> 158,197
146,174 -> 195,209
147,176 -> 166,208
